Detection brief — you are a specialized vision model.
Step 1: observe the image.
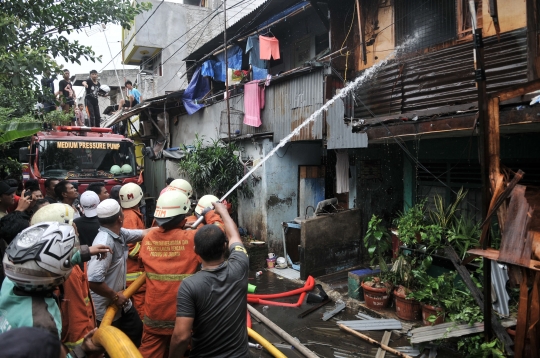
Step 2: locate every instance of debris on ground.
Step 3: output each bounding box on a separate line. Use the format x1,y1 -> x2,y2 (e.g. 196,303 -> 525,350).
322,301 -> 347,321
337,319 -> 402,331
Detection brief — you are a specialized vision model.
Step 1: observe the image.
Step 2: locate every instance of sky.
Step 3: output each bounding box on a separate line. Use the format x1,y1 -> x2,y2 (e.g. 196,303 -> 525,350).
54,24 -> 138,100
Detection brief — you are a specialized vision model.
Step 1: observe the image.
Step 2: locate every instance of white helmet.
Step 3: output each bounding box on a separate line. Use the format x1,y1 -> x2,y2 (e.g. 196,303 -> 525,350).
98,84 -> 110,96
195,195 -> 219,216
110,165 -> 122,175
154,190 -> 190,226
119,183 -> 143,209
169,179 -> 193,198
31,203 -> 76,226
3,222 -> 79,291
121,164 -> 133,174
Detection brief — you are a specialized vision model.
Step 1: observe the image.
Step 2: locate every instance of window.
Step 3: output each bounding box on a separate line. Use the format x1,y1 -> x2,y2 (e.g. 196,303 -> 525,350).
395,0 -> 457,51
457,0 -> 483,40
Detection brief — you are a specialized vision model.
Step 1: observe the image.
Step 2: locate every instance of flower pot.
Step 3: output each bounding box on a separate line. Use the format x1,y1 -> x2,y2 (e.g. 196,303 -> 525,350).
361,281 -> 393,310
421,303 -> 445,326
394,287 -> 421,321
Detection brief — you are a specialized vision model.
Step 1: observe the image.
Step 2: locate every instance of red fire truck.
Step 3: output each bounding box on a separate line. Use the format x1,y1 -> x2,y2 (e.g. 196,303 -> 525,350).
20,126 -> 141,194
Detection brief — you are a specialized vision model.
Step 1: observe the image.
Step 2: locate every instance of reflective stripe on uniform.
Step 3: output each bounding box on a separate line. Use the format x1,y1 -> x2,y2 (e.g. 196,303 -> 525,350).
84,296 -> 90,306
64,337 -> 84,349
126,271 -> 144,282
146,272 -> 192,281
143,315 -> 176,329
128,242 -> 141,258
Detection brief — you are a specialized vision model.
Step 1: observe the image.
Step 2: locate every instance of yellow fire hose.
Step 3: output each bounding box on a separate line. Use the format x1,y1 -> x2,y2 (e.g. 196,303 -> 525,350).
93,273 -> 146,358
248,327 -> 287,358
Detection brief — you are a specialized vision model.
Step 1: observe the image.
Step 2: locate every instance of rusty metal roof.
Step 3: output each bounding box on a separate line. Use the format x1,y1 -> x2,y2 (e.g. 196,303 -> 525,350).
354,28 -> 528,119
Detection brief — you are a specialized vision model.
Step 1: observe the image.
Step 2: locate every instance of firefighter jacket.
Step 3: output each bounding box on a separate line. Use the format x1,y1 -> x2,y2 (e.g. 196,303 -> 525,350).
139,210 -> 223,335
123,207 -> 146,320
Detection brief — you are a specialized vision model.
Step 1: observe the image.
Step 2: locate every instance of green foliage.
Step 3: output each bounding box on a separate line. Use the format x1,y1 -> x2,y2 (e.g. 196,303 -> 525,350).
391,255 -> 430,290
457,335 -> 505,358
0,0 -> 151,92
429,188 -> 467,229
364,214 -> 392,272
408,269 -> 456,308
419,224 -> 445,252
0,156 -> 23,180
447,216 -> 481,260
177,135 -> 252,210
396,200 -> 427,246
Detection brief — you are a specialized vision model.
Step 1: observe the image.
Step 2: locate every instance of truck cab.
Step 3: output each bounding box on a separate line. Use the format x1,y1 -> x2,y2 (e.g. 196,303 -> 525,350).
20,126 -> 141,194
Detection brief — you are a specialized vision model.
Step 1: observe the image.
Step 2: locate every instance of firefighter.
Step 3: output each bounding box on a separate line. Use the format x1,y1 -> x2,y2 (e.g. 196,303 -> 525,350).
138,190 -> 223,358
164,179 -> 192,198
184,195 -> 219,229
119,183 -> 146,321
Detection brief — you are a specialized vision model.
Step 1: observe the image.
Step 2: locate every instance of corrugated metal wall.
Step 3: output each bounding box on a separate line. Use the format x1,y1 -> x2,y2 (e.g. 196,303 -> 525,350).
144,158 -> 166,199
326,97 -> 368,149
355,28 -> 528,117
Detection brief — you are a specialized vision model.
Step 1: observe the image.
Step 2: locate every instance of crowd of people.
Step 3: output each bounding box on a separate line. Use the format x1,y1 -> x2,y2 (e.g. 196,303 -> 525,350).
0,176 -> 248,358
40,69 -> 143,127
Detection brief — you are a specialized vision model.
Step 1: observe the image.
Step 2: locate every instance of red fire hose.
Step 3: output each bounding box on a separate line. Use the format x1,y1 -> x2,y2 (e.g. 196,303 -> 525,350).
247,276 -> 315,300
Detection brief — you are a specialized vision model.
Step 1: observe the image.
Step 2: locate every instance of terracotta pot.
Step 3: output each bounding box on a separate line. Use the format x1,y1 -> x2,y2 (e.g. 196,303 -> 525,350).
361,281 -> 393,310
394,288 -> 421,321
421,303 -> 445,326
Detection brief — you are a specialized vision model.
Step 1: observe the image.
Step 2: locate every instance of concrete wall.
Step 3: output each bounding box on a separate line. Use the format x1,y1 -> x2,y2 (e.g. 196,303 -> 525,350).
237,139 -> 323,252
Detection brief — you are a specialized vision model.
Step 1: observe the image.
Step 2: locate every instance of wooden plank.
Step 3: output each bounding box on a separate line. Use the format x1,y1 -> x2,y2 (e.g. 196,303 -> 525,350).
300,166 -> 307,179
487,97 -> 501,195
355,0 -> 366,64
528,272 -> 540,356
515,268 -> 529,358
499,185 -> 533,267
375,331 -> 392,358
467,248 -> 540,271
491,78 -> 540,102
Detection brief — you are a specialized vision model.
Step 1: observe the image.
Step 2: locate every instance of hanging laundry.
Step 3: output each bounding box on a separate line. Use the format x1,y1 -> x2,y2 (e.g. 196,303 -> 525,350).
182,67 -> 210,115
246,35 -> 268,69
252,66 -> 268,81
201,60 -> 215,77
335,151 -> 350,194
265,74 -> 272,87
214,44 -> 243,83
243,81 -> 265,127
259,36 -> 280,60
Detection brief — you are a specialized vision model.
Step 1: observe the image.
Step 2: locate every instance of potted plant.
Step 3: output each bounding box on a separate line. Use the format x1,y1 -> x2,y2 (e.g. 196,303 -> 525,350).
361,215 -> 394,310
391,255 -> 429,321
408,270 -> 457,325
395,200 -> 427,248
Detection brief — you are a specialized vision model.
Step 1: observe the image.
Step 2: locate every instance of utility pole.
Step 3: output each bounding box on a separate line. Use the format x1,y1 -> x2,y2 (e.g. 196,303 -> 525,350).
223,0 -> 231,144
469,0 -> 492,341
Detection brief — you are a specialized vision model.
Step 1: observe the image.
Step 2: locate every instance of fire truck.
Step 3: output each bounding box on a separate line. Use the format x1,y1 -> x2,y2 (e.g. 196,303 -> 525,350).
20,126 -> 141,194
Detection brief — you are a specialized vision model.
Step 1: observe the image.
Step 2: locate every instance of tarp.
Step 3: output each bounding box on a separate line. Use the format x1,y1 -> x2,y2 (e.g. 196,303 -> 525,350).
257,1 -> 309,29
182,67 -> 210,115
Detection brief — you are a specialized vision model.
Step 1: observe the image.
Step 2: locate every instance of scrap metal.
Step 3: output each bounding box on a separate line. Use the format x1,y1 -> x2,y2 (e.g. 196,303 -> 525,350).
336,319 -> 402,331
322,302 -> 346,321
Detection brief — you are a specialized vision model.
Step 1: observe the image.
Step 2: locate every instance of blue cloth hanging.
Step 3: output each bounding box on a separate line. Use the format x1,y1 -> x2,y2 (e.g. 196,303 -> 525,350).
182,67 -> 210,115
252,66 -> 268,81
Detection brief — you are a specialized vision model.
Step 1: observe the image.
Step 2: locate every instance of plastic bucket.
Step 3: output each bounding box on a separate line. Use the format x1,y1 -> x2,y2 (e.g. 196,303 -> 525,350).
266,258 -> 276,268
248,283 -> 257,293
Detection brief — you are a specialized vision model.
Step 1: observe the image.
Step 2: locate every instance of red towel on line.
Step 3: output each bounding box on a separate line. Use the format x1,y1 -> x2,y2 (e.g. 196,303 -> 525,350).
244,81 -> 265,127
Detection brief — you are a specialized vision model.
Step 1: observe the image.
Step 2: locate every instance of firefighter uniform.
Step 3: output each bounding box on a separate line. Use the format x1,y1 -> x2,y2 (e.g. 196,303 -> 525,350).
123,206 -> 146,321
138,192 -> 223,358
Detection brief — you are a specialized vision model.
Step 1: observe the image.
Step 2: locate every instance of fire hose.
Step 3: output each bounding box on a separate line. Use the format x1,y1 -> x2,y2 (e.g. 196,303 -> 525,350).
93,273 -> 146,358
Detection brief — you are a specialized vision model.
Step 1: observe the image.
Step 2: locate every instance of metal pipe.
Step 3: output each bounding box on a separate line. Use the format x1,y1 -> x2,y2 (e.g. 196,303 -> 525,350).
247,304 -> 319,358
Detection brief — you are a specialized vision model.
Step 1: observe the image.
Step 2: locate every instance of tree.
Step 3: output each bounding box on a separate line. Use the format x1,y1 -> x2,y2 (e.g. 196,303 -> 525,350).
0,0 -> 151,94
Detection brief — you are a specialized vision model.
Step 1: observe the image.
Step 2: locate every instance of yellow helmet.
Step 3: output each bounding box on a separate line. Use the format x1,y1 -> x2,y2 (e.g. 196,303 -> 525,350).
119,183 -> 143,209
195,195 -> 219,216
169,179 -> 193,198
154,190 -> 190,222
31,203 -> 76,225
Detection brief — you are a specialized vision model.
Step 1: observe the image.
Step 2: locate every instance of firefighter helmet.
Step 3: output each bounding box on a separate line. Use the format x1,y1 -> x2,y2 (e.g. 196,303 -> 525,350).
119,183 -> 143,209
30,203 -> 76,226
3,222 -> 79,291
169,179 -> 193,198
121,164 -> 133,174
154,190 -> 190,226
110,165 -> 122,175
194,195 -> 219,216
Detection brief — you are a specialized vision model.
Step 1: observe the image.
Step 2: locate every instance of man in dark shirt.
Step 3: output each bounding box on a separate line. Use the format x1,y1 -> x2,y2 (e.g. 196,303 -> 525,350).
82,70 -> 102,128
44,178 -> 60,204
170,202 -> 249,358
57,69 -> 75,113
74,191 -> 101,246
